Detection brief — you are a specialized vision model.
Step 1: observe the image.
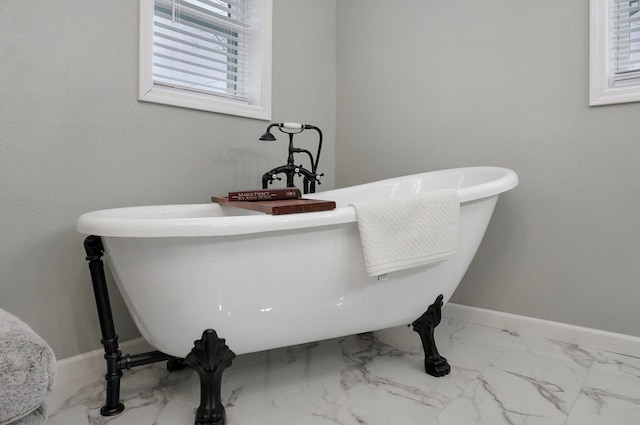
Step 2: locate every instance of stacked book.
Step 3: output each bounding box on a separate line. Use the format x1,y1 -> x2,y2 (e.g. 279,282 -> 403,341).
227,188 -> 301,202
212,188 -> 335,215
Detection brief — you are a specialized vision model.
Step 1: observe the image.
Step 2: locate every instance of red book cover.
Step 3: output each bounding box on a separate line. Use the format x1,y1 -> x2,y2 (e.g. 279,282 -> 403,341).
228,188 -> 301,202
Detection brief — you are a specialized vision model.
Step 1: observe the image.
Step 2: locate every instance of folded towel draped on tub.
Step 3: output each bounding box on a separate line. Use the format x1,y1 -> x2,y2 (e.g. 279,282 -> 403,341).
351,189 -> 460,277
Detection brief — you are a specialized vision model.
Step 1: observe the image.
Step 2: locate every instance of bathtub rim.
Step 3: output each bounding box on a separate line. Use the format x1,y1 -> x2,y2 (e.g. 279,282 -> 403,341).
76,166 -> 518,238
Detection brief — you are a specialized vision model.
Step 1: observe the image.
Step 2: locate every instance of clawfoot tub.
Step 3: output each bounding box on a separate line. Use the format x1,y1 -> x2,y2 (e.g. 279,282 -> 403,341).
77,166 -> 518,425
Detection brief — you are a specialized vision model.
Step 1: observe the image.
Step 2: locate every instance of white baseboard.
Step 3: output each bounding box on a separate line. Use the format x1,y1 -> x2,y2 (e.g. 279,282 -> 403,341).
443,302 -> 640,358
56,337 -> 153,385
56,304 -> 640,384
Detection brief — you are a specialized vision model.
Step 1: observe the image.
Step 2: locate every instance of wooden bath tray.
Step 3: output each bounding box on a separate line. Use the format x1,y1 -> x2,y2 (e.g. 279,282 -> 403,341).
212,196 -> 336,215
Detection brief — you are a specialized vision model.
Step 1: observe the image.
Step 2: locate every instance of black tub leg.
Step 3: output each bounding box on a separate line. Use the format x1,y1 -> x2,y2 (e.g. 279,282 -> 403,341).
84,235 -> 126,415
411,294 -> 451,377
84,235 -> 179,417
184,329 -> 236,425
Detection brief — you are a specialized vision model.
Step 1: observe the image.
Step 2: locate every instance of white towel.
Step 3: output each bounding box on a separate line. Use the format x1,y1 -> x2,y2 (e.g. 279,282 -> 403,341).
351,190 -> 460,277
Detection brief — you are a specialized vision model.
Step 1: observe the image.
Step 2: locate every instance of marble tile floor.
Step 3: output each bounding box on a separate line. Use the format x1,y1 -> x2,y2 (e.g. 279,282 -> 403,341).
44,318 -> 640,425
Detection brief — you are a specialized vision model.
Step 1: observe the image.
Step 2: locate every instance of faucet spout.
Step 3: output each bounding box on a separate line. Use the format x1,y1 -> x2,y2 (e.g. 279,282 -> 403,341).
261,164 -> 322,194
261,165 -> 292,189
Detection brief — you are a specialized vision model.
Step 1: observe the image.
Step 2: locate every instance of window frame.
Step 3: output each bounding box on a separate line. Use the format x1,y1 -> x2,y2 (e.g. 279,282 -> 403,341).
139,0 -> 273,120
590,0 -> 640,106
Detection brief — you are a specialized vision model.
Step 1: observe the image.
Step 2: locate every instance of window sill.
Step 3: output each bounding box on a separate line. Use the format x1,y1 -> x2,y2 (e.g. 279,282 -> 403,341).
589,84 -> 640,106
139,85 -> 272,120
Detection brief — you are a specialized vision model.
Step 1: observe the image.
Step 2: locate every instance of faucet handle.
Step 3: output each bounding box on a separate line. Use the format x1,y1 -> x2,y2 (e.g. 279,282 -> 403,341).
315,173 -> 324,184
267,174 -> 282,185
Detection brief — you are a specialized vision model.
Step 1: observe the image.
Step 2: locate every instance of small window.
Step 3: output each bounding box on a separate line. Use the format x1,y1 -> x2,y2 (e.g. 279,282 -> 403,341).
590,0 -> 640,105
139,0 -> 272,119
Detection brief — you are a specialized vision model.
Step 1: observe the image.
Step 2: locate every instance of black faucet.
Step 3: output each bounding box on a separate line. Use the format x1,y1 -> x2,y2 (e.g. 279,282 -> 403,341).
259,123 -> 324,194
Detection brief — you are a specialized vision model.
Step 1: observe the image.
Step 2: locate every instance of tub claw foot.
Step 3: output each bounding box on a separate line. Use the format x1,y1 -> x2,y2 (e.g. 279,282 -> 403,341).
185,329 -> 236,425
412,294 -> 451,377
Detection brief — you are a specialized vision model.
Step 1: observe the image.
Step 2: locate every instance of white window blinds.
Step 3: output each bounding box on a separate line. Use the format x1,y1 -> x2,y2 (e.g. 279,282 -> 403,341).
590,0 -> 640,105
153,0 -> 253,101
140,0 -> 271,118
611,0 -> 640,87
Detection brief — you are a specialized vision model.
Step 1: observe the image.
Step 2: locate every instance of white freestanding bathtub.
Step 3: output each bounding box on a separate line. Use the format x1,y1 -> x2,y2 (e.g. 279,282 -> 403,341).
77,167 -> 518,358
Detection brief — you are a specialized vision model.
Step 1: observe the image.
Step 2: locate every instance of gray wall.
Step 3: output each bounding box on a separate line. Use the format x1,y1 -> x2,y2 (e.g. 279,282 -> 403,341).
336,1 -> 640,337
0,0 -> 336,359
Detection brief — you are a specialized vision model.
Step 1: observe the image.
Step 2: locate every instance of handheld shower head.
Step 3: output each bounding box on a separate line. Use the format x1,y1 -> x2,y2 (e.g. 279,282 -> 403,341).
258,123 -> 279,141
258,122 -> 307,141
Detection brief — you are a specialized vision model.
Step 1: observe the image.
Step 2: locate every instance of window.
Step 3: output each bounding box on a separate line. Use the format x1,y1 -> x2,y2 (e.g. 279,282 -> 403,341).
590,0 -> 640,105
139,0 -> 272,119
